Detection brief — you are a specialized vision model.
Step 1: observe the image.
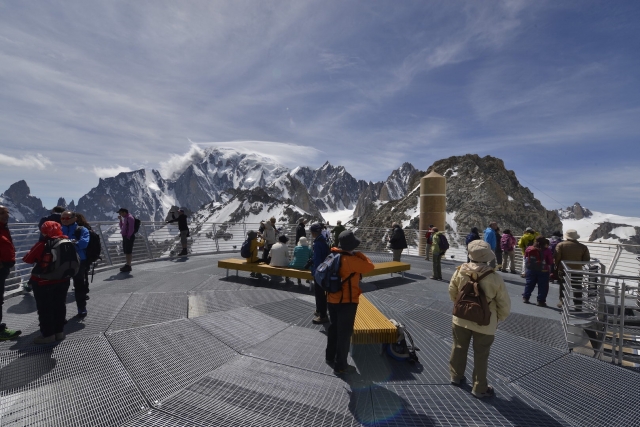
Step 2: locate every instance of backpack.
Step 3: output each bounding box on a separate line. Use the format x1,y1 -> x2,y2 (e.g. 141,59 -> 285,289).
313,253 -> 355,294
75,226 -> 102,264
525,247 -> 544,271
133,217 -> 141,234
426,231 -> 433,244
31,238 -> 81,280
438,233 -> 449,252
452,270 -> 493,326
385,319 -> 420,363
240,239 -> 252,258
500,234 -> 514,252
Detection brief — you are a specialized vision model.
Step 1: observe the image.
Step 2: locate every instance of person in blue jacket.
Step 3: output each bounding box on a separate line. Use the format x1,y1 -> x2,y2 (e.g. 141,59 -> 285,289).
310,223 -> 330,324
483,222 -> 498,269
60,211 -> 90,318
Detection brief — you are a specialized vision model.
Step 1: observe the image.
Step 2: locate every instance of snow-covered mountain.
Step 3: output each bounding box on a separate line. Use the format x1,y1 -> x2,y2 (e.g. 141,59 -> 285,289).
0,181 -> 49,223
379,162 -> 417,201
291,162 -> 368,212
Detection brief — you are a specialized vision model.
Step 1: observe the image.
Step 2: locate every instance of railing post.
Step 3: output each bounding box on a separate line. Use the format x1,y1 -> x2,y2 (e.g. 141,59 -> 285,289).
618,280 -> 626,366
605,245 -> 622,286
96,223 -> 113,266
141,223 -> 154,260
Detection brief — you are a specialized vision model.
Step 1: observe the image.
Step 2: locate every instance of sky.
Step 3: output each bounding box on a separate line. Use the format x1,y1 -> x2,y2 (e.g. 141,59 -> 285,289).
0,1 -> 638,216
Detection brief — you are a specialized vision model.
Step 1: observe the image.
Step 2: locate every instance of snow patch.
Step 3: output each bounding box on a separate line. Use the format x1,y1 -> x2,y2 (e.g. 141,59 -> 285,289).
323,209 -> 355,225
508,196 -> 514,201
446,211 -> 458,233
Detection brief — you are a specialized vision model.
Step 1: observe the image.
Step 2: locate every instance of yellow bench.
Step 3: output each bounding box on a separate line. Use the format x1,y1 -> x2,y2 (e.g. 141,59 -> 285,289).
353,295 -> 397,345
217,258 -> 410,280
217,258 -> 407,346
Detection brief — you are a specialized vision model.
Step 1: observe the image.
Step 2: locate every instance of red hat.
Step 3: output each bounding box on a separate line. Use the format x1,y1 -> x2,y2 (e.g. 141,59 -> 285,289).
41,221 -> 64,238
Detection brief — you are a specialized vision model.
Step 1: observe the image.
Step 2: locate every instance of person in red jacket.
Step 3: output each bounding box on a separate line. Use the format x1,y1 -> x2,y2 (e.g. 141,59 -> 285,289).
325,230 -> 374,375
23,221 -> 73,344
0,205 -> 21,341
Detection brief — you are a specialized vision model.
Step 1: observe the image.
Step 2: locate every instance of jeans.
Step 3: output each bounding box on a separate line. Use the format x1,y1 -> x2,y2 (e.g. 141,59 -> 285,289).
523,269 -> 550,302
314,280 -> 327,317
32,280 -> 71,337
392,249 -> 403,262
0,266 -> 9,326
449,324 -> 495,394
432,253 -> 443,279
326,303 -> 358,371
73,260 -> 89,311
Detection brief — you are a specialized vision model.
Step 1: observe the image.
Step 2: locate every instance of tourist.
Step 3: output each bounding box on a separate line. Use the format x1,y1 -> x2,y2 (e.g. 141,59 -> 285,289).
483,222 -> 498,269
310,223 -> 330,324
517,227 -> 539,277
295,218 -> 307,245
389,222 -> 408,262
331,220 -> 346,247
0,205 -> 21,341
430,227 -> 447,280
449,240 -> 511,399
500,229 -> 517,274
289,236 -> 312,286
60,211 -> 91,318
117,208 -> 136,272
522,236 -> 553,307
326,230 -> 374,375
554,229 -> 590,309
465,227 -> 480,262
166,208 -> 189,256
424,225 -> 434,260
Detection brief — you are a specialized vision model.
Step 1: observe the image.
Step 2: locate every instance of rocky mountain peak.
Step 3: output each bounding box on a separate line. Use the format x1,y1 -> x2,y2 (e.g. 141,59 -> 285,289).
557,202 -> 592,220
0,180 -> 49,223
379,162 -> 417,201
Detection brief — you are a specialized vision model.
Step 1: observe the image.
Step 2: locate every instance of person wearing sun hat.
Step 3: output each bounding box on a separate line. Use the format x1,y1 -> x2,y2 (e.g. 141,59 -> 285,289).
554,229 -> 590,308
325,230 -> 374,375
448,240 -> 511,399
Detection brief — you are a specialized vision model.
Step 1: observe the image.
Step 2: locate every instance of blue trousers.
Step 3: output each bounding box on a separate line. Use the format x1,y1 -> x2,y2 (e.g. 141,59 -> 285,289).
523,270 -> 550,302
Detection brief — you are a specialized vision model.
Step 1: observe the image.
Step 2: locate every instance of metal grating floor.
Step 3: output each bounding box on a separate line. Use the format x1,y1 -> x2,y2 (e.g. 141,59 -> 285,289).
2,253 -> 638,427
158,356 -> 373,427
106,318 -> 238,405
0,335 -> 147,427
193,306 -> 290,352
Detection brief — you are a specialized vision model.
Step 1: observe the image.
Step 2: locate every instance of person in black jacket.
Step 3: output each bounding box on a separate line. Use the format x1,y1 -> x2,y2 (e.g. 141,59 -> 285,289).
465,227 -> 481,262
166,209 -> 189,256
295,218 -> 307,245
389,222 -> 408,261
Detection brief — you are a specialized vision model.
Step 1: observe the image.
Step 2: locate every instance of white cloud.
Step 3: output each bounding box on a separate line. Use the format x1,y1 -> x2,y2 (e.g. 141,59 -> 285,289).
158,144 -> 206,180
93,165 -> 132,179
0,153 -> 52,169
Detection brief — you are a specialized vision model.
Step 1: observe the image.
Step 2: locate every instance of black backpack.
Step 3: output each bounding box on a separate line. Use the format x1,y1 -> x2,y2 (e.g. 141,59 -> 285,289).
75,226 -> 102,264
133,217 -> 141,234
31,238 -> 80,280
240,239 -> 252,258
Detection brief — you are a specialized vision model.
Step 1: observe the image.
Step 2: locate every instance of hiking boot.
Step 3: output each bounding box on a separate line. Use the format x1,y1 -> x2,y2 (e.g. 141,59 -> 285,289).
22,283 -> 32,293
522,298 -> 530,304
33,335 -> 56,344
556,300 -> 563,308
76,310 -> 87,319
451,376 -> 466,386
55,332 -> 65,341
472,386 -> 495,399
520,273 -> 526,278
0,325 -> 22,341
85,295 -> 90,300
120,264 -> 132,272
537,301 -> 547,307
510,271 -> 517,274
179,249 -> 188,256
312,316 -> 329,324
333,365 -> 357,376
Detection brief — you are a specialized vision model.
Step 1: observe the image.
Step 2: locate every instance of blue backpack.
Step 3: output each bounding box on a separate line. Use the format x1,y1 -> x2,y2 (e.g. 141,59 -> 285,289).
240,239 -> 252,258
313,253 -> 355,293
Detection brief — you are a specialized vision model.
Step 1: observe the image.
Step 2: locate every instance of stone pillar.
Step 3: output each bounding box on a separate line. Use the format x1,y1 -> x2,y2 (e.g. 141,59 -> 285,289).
419,171 -> 446,257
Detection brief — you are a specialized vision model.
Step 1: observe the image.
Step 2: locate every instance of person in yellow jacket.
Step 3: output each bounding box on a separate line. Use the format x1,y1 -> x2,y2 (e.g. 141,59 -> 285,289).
517,227 -> 539,277
244,230 -> 265,278
325,230 -> 374,376
448,240 -> 511,399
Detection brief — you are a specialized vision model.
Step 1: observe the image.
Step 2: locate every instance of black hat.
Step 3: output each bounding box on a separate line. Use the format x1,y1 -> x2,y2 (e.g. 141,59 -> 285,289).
339,230 -> 360,252
278,234 -> 289,243
117,208 -> 128,214
247,230 -> 257,240
310,223 -> 323,233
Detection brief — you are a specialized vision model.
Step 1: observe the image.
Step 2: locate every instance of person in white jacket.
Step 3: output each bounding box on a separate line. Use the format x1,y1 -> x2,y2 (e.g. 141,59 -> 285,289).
268,234 -> 292,285
448,240 -> 511,399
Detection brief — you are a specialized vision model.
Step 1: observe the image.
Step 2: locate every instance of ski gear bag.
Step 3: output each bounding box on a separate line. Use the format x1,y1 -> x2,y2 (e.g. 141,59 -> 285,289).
31,238 -> 80,280
452,270 -> 493,326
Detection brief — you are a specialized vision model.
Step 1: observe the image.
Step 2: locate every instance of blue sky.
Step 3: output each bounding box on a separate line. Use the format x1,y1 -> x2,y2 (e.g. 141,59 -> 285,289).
0,1 -> 638,216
